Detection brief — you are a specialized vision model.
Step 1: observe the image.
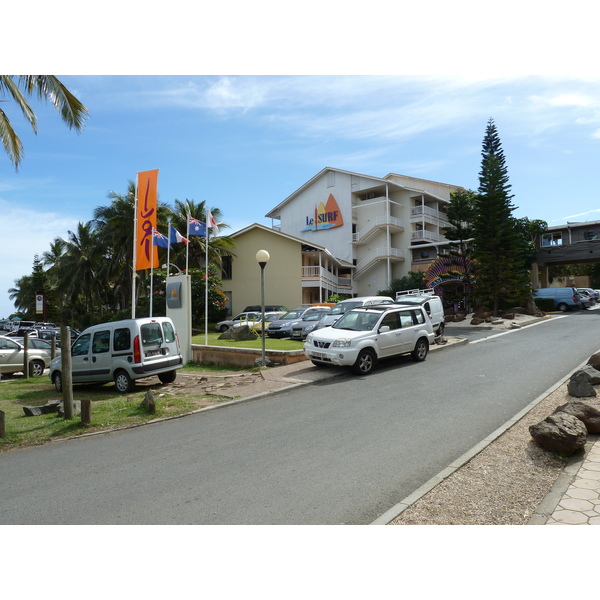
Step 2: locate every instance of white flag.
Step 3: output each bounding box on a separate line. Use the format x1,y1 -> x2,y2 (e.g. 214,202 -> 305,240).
206,208 -> 219,236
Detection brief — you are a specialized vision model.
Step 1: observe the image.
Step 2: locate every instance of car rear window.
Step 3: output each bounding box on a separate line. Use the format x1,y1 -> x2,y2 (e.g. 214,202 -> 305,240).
141,323 -> 163,347
162,321 -> 176,343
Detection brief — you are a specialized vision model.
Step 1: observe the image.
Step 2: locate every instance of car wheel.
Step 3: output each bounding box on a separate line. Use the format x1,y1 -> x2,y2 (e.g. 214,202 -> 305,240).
158,370 -> 177,384
114,370 -> 134,393
557,302 -> 568,312
219,325 -> 229,332
53,371 -> 62,393
29,360 -> 45,377
411,338 -> 429,361
352,349 -> 376,375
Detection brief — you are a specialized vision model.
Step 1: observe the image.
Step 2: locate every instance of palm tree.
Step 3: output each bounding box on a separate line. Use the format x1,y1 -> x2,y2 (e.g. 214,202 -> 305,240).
0,76 -> 89,169
93,181 -> 171,309
57,221 -> 106,316
169,198 -> 235,271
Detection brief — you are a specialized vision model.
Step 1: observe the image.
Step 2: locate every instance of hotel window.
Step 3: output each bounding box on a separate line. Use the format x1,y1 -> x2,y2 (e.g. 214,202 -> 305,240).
541,232 -> 562,246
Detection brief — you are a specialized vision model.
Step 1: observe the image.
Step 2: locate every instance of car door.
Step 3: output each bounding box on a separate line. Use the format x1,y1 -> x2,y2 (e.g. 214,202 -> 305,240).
0,337 -> 23,374
70,333 -> 93,381
376,311 -> 403,358
90,329 -> 113,381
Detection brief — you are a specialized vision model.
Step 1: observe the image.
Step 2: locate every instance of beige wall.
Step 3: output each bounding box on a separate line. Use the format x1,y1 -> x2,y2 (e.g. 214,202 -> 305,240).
225,228 -> 303,315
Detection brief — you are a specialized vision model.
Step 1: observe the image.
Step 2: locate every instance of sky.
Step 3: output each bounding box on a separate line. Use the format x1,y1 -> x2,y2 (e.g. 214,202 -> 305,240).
2,3 -> 600,324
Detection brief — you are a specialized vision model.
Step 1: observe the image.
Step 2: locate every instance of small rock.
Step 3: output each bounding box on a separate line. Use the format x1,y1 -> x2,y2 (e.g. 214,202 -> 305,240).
580,365 -> 600,385
587,352 -> 600,371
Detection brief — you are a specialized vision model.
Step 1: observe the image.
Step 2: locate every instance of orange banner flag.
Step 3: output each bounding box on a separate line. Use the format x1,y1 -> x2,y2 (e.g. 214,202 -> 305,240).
135,169 -> 159,270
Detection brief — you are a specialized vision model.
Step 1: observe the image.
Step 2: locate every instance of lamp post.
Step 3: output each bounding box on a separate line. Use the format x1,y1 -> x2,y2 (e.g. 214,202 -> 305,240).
256,249 -> 270,368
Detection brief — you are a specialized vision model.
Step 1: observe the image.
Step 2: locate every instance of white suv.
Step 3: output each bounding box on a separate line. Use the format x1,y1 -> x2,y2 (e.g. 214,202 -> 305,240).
304,304 -> 435,375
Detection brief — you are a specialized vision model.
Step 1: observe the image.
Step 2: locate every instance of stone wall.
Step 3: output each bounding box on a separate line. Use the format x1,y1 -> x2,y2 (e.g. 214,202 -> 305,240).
192,345 -> 307,368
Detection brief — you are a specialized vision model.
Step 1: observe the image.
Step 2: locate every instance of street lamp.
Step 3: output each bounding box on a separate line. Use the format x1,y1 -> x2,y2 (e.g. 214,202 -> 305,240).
162,263 -> 183,275
256,249 -> 270,368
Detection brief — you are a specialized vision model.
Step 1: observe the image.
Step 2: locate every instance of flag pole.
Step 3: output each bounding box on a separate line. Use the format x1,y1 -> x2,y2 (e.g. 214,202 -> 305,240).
185,209 -> 190,275
150,228 -> 155,318
167,220 -> 171,275
205,225 -> 209,346
132,174 -> 139,319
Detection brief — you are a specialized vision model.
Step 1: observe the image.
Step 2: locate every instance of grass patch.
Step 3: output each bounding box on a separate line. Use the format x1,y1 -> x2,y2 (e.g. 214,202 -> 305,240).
192,332 -> 303,351
0,374 -> 230,452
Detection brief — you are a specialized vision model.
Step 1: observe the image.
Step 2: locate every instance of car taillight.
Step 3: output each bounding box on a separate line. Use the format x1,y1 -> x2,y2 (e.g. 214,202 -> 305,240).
176,333 -> 181,350
134,335 -> 141,363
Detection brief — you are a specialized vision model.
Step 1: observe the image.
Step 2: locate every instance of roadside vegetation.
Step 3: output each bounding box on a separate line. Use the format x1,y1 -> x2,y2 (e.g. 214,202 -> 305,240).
0,362 -> 252,452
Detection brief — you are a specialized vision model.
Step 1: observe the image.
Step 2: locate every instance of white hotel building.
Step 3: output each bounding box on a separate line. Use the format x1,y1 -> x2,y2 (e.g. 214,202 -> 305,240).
224,167 -> 464,314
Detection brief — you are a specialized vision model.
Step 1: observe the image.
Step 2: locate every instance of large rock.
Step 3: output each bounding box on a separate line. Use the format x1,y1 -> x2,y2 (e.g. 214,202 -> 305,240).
567,371 -> 597,398
219,325 -> 257,341
553,401 -> 600,434
587,352 -> 600,371
529,413 -> 587,455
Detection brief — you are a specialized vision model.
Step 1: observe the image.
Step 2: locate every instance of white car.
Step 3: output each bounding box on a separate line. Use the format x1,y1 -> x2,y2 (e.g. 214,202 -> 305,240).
216,312 -> 261,333
304,304 -> 435,375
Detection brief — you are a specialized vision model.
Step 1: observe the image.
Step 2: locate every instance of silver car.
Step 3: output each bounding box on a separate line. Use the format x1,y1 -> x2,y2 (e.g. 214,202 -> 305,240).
0,335 -> 51,377
290,308 -> 331,340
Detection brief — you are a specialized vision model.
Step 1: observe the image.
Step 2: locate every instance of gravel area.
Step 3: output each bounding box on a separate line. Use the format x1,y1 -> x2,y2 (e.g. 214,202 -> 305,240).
390,313 -> 600,525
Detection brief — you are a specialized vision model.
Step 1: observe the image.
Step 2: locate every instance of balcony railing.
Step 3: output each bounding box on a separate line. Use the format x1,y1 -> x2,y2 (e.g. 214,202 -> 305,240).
411,230 -> 447,243
352,215 -> 404,243
353,247 -> 405,278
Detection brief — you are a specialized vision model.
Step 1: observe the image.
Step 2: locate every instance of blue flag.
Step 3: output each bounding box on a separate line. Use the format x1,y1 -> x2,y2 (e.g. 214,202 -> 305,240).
152,229 -> 170,248
188,217 -> 207,236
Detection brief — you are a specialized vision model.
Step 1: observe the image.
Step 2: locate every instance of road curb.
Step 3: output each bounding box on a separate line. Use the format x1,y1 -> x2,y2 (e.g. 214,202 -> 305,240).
370,355 -> 595,525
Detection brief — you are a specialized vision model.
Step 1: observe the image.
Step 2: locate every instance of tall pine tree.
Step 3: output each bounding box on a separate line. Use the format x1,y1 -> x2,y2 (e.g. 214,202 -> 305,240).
472,119 -> 529,315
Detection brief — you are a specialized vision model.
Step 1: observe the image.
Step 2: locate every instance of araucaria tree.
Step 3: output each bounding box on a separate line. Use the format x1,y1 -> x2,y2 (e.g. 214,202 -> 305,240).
472,119 -> 529,315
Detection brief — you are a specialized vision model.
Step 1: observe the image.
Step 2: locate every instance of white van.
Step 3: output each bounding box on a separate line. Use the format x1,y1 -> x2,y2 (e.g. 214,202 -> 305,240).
315,296 -> 394,330
49,317 -> 183,393
395,289 -> 445,336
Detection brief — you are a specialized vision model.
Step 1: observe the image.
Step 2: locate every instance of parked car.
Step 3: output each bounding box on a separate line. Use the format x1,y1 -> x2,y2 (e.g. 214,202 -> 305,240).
216,312 -> 261,333
250,311 -> 287,334
267,307 -> 331,339
315,296 -> 395,330
304,304 -> 435,375
5,328 -> 38,338
13,337 -> 61,355
395,290 -> 445,336
49,317 -> 183,393
290,307 -> 331,340
243,305 -> 288,313
577,288 -> 599,303
577,290 -> 594,309
532,287 -> 582,311
0,335 -> 51,377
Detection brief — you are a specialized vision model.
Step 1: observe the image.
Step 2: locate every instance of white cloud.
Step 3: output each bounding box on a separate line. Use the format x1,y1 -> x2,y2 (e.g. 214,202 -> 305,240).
0,199 -> 79,318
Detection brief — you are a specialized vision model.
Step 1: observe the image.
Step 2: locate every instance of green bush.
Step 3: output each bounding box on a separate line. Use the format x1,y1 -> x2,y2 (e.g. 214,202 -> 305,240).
534,298 -> 555,312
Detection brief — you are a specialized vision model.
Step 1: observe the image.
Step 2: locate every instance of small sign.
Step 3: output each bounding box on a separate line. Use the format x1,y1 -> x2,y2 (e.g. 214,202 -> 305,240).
35,294 -> 44,314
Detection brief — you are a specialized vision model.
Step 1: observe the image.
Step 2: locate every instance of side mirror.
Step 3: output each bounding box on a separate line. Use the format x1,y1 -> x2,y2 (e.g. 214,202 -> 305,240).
379,325 -> 390,333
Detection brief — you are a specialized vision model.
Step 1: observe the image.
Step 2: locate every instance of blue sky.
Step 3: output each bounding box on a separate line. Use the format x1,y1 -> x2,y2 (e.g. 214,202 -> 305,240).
2,4 -> 600,320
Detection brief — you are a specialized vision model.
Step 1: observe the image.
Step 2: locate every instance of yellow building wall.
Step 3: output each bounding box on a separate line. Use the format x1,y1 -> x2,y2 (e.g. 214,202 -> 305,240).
226,228 -> 304,315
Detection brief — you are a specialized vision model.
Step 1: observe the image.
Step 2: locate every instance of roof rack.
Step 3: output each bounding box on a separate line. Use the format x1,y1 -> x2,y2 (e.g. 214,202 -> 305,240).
395,289 -> 434,299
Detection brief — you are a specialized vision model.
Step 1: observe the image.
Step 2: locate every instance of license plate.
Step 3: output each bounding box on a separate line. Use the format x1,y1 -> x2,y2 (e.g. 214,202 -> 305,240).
311,351 -> 326,359
146,350 -> 161,357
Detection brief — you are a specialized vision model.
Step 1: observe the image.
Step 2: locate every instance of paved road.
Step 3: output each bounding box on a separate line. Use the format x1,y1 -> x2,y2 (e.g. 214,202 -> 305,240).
2,310 -> 599,524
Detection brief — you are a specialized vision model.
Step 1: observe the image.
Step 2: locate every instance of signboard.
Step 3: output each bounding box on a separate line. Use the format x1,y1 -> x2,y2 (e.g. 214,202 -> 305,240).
301,194 -> 344,232
35,294 -> 44,315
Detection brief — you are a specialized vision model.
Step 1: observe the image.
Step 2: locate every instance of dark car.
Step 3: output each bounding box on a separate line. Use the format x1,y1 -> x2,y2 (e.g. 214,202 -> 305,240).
267,307 -> 330,339
290,307 -> 331,340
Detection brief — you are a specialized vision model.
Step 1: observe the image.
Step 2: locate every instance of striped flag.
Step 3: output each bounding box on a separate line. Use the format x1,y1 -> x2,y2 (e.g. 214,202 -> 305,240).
170,224 -> 189,245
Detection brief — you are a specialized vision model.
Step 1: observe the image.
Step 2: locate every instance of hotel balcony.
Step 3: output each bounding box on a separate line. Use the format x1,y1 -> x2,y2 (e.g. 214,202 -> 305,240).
301,266 -> 353,293
352,215 -> 405,245
410,205 -> 450,229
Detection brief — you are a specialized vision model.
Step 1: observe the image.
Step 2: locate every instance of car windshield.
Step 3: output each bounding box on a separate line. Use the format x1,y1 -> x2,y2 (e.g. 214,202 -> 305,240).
282,310 -> 304,319
332,311 -> 381,332
305,312 -> 324,322
329,301 -> 362,315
